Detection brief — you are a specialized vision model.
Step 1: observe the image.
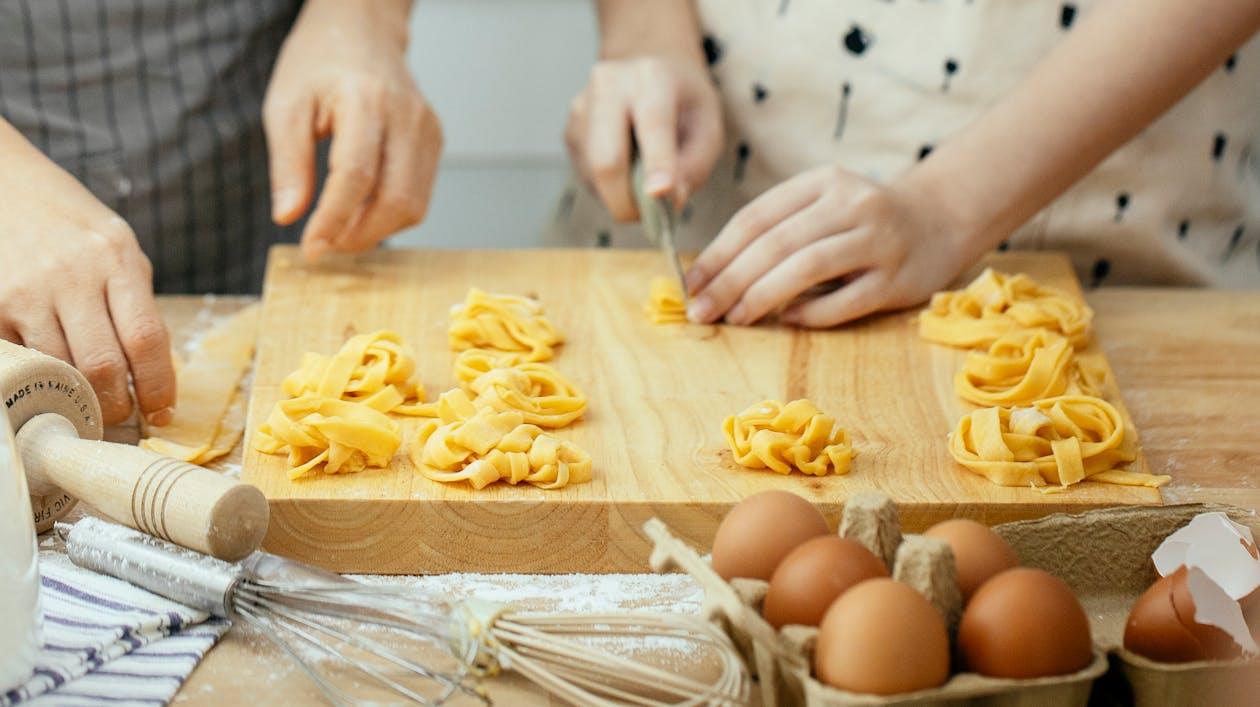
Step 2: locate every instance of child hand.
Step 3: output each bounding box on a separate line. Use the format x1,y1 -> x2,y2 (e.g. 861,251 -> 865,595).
565,56 -> 724,221
685,165 -> 977,327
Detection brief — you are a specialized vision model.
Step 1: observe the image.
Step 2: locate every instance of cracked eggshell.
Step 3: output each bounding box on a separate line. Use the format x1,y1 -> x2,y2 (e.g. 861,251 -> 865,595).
1152,512 -> 1260,602
1125,566 -> 1258,662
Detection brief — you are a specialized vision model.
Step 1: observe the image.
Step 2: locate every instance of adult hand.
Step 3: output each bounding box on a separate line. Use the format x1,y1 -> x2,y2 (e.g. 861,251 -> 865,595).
264,0 -> 442,261
0,122 -> 175,426
685,166 -> 980,328
565,55 -> 723,221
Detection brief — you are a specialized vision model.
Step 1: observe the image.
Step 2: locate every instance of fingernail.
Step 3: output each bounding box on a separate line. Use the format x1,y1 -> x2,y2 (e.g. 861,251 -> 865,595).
272,188 -> 300,221
146,407 -> 174,427
644,170 -> 673,196
727,304 -> 747,325
687,296 -> 713,323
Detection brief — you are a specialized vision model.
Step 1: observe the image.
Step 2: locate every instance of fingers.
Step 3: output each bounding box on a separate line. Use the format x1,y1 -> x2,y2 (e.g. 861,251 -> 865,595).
300,99 -> 385,261
676,100 -> 725,204
263,90 -> 318,226
686,174 -> 829,321
56,288 -> 135,425
631,63 -> 679,198
14,310 -> 72,364
727,232 -> 869,326
106,272 -> 175,426
781,270 -> 890,329
585,67 -> 636,222
339,100 -> 443,252
691,204 -> 831,324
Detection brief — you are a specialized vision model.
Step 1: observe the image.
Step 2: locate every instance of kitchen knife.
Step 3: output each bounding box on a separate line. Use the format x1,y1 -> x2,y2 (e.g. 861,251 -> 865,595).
632,161 -> 689,306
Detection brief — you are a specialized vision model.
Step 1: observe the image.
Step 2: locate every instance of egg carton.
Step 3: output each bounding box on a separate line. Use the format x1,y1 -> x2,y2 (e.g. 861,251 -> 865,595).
644,494 -> 1260,707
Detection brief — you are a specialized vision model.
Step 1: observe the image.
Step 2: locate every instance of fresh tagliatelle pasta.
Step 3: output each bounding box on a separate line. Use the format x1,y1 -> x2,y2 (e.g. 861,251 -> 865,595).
253,329 -> 427,478
919,268 -> 1094,349
254,393 -> 403,480
281,330 -> 428,415
448,288 -> 562,362
955,329 -> 1104,407
948,395 -> 1169,490
409,389 -> 592,490
645,276 -> 688,324
723,399 -> 853,476
463,363 -> 586,428
452,348 -> 527,387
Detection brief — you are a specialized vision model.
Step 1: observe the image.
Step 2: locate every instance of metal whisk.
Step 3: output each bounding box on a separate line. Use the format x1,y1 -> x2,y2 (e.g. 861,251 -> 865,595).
61,517 -> 747,706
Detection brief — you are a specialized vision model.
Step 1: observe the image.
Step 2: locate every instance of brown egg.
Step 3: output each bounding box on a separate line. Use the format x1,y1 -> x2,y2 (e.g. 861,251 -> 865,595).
763,536 -> 888,629
958,568 -> 1093,678
924,518 -> 1020,601
1125,567 -> 1244,662
711,490 -> 829,581
814,578 -> 950,695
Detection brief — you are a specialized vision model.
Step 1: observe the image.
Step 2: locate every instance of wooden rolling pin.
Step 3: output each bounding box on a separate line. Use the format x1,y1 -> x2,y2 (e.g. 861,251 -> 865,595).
0,339 -> 267,561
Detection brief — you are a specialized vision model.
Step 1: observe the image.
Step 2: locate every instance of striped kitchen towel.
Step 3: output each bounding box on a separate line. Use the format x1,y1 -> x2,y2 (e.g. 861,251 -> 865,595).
2,553 -> 229,707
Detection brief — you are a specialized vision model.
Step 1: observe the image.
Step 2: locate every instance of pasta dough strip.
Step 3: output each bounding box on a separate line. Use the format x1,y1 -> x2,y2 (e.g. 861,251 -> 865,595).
281,330 -> 427,414
141,304 -> 260,465
448,288 -> 562,362
919,268 -> 1094,349
645,276 -> 687,324
954,329 -> 1102,407
947,394 -> 1168,489
723,399 -> 853,477
410,389 -> 592,490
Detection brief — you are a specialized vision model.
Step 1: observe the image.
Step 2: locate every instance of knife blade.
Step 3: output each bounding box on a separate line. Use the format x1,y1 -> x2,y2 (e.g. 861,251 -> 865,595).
632,161 -> 689,307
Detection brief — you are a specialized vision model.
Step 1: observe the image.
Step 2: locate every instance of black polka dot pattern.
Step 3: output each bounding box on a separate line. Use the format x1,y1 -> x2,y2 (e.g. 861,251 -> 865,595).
1115,193 -> 1131,222
1212,132 -> 1228,162
917,144 -> 934,161
753,83 -> 769,103
734,141 -> 751,182
834,82 -> 852,140
702,35 -> 723,66
942,58 -> 959,92
842,25 -> 871,56
1060,4 -> 1077,29
1178,220 -> 1190,240
1090,258 -> 1111,288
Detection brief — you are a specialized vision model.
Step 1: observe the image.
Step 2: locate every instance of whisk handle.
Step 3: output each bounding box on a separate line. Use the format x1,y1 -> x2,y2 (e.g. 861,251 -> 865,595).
64,516 -> 243,618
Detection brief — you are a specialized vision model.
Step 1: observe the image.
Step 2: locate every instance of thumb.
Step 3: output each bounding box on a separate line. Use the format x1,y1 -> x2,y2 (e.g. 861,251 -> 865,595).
263,92 -> 317,226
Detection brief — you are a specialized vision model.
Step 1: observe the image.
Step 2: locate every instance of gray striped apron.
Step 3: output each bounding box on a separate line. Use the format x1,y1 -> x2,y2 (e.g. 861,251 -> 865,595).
0,0 -> 305,294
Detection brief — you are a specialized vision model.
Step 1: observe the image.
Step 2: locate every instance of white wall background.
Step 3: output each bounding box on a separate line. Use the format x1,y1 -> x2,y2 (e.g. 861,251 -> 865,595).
393,0 -> 598,248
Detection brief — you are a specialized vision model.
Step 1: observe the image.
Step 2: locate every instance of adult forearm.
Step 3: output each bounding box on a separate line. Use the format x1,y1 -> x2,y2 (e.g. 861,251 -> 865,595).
596,0 -> 704,63
905,0 -> 1260,253
294,0 -> 415,51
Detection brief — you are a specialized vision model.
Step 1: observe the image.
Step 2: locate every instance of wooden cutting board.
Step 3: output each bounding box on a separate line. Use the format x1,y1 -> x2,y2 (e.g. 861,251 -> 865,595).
242,246 -> 1160,573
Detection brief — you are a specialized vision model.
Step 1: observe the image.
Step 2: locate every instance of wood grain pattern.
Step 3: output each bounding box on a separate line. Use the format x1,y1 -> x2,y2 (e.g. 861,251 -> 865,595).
241,246 -> 1159,573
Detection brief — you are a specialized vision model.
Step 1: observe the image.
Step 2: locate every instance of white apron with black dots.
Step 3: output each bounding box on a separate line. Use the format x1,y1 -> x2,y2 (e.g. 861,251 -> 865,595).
546,0 -> 1260,288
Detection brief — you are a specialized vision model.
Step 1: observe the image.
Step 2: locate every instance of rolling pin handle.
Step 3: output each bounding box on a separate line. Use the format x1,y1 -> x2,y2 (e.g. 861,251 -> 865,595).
16,413 -> 268,561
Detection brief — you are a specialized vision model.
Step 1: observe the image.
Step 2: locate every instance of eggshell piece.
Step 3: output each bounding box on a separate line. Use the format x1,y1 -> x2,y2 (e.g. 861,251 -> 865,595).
1125,570 -> 1214,663
924,518 -> 1020,602
1169,566 -> 1246,660
814,578 -> 950,695
763,536 -> 888,629
958,568 -> 1093,678
711,490 -> 829,581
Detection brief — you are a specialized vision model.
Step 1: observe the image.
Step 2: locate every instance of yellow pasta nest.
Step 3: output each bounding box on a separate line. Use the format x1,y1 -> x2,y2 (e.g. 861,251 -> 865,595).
254,329 -> 427,478
463,363 -> 586,428
452,348 -> 527,387
723,399 -> 853,476
254,393 -> 403,480
410,389 -> 592,490
948,395 -> 1167,490
919,268 -> 1094,349
281,330 -> 427,415
448,288 -> 562,362
645,276 -> 687,324
955,329 -> 1104,407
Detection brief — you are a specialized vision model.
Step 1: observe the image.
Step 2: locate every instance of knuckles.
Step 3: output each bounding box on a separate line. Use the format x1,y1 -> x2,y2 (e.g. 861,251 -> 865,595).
78,348 -> 129,386
119,316 -> 169,357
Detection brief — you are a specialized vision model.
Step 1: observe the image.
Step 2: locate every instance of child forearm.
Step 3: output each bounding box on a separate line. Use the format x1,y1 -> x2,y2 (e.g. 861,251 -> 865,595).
904,0 -> 1260,254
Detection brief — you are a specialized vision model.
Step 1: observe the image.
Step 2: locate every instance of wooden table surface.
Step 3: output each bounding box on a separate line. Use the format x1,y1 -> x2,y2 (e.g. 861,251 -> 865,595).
53,285 -> 1260,705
